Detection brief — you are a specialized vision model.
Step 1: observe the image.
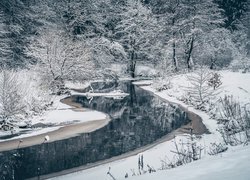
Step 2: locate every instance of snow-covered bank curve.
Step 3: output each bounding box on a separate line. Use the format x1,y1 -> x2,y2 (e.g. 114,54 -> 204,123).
137,85 -> 209,135
0,99 -> 109,152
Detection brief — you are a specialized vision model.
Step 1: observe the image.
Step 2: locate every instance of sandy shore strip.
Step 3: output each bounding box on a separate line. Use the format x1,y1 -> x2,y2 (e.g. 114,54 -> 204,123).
0,97 -> 110,152
0,119 -> 109,152
137,84 -> 209,135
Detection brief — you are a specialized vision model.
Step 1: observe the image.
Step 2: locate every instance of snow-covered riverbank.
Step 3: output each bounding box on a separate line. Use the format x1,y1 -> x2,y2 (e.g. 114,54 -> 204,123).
129,144 -> 250,180
51,70 -> 250,180
0,95 -> 109,149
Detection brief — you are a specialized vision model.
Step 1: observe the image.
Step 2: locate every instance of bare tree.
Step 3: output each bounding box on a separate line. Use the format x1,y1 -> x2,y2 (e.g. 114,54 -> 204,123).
0,70 -> 26,129
27,28 -> 94,94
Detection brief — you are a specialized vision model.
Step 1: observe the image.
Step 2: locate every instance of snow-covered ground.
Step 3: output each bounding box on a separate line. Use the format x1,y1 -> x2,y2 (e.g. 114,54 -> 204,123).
52,143 -> 250,180
65,81 -> 90,90
0,96 -> 107,141
31,96 -> 106,126
130,144 -> 250,180
0,127 -> 60,142
51,70 -> 250,180
71,91 -> 129,99
151,70 -> 250,106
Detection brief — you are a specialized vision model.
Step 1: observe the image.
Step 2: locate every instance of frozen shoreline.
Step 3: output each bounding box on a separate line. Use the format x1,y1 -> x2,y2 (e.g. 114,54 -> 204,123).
0,96 -> 109,152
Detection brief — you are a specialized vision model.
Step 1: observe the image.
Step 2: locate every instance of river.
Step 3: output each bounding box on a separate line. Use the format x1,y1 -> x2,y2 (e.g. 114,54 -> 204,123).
0,81 -> 191,180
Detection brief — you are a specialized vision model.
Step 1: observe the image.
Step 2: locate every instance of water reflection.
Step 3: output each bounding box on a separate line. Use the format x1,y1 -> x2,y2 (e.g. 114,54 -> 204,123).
0,81 -> 190,180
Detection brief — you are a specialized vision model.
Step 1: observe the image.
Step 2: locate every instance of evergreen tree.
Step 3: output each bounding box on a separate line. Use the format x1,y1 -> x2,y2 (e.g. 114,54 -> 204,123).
0,0 -> 36,68
0,10 -> 12,67
215,0 -> 248,31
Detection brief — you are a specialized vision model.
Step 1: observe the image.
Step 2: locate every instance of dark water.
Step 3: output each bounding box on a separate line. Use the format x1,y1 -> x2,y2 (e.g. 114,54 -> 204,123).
0,81 -> 190,180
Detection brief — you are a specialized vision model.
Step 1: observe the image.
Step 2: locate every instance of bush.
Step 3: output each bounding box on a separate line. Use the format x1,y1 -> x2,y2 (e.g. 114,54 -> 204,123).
208,143 -> 228,155
153,77 -> 172,92
208,72 -> 222,90
217,95 -> 250,145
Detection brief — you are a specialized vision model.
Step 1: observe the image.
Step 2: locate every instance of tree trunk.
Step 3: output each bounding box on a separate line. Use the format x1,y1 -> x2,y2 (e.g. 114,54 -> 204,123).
130,50 -> 136,78
186,36 -> 194,69
210,57 -> 215,69
172,40 -> 178,71
172,15 -> 178,72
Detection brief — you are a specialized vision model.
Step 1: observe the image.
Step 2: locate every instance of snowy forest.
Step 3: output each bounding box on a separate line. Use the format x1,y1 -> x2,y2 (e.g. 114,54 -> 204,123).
0,0 -> 250,180
0,0 -> 249,125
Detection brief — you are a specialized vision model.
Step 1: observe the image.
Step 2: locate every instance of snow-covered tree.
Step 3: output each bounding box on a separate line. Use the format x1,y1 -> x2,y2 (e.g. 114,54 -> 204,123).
155,0 -> 227,70
85,36 -> 125,70
179,0 -> 225,69
156,0 -> 188,71
0,70 -> 26,127
28,0 -> 58,28
215,0 -> 248,31
230,30 -> 250,71
20,70 -> 52,116
26,28 -> 94,93
196,28 -> 235,69
0,10 -> 12,68
0,69 -> 52,131
55,0 -> 111,38
0,0 -> 32,68
115,0 -> 158,77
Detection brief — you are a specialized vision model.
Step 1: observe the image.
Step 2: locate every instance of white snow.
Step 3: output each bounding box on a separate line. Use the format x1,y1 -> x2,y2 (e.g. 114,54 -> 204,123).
51,135 -> 249,180
0,127 -> 60,142
129,145 -> 250,180
71,91 -> 129,99
51,70 -> 250,180
132,80 -> 152,86
154,70 -> 250,106
34,109 -> 106,125
51,135 -> 189,180
219,71 -> 250,105
135,65 -> 159,77
65,81 -> 90,90
27,95 -> 107,126
0,95 -> 107,141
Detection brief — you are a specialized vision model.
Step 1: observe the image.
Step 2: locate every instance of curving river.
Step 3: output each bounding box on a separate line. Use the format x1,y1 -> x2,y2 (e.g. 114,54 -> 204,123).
0,81 -> 192,180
